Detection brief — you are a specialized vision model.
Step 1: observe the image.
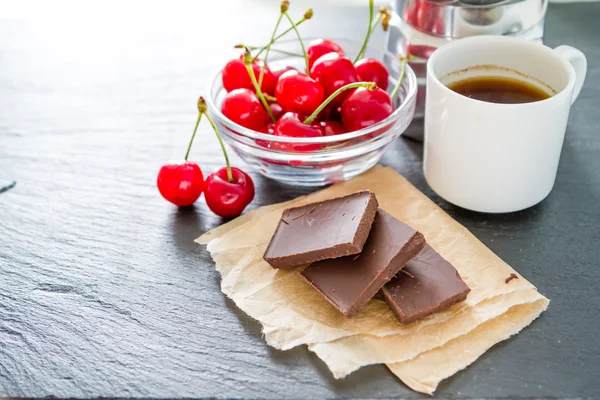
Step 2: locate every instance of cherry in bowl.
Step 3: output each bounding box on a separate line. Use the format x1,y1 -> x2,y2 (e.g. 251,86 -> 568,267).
310,52 -> 359,106
207,38 -> 418,186
307,39 -> 345,69
275,70 -> 324,115
355,58 -> 389,91
222,56 -> 276,95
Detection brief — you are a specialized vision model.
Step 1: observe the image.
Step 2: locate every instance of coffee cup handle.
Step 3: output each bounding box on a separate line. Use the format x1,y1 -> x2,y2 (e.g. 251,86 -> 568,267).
554,45 -> 587,104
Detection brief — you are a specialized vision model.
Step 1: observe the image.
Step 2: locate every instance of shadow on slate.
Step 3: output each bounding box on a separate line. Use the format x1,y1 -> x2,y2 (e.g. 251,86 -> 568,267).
304,353 -> 403,393
253,172 -> 315,205
401,136 -> 424,162
169,205 -> 204,252
221,294 -> 265,341
449,198 -> 548,226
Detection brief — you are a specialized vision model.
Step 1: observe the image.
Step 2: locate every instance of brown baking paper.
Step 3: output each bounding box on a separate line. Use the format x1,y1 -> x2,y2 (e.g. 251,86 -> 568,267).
308,288 -> 546,379
197,165 -> 549,393
387,298 -> 548,394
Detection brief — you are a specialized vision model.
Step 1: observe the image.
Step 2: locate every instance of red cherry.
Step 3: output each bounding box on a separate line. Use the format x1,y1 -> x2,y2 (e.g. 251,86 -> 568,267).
157,161 -> 204,207
271,112 -> 324,152
275,70 -> 324,115
355,58 -> 389,91
306,39 -> 345,69
222,56 -> 276,94
204,167 -> 255,218
221,88 -> 268,131
259,122 -> 276,135
272,66 -> 298,82
341,87 -> 394,131
269,102 -> 284,120
320,120 -> 346,136
256,123 -> 277,150
310,53 -> 359,106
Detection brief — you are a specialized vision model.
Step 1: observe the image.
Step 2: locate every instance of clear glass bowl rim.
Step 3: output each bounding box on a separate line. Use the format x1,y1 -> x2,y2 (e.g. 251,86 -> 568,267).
205,37 -> 418,144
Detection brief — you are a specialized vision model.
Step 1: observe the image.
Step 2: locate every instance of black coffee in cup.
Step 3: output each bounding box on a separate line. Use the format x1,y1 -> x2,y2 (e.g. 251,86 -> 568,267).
447,76 -> 550,104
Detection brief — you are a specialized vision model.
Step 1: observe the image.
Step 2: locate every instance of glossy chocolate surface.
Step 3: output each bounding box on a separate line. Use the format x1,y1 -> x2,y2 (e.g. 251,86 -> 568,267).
264,191 -> 378,269
301,209 -> 425,317
382,245 -> 471,324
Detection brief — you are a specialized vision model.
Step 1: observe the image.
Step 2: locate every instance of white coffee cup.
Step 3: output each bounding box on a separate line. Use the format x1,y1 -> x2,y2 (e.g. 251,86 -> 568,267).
424,35 -> 587,213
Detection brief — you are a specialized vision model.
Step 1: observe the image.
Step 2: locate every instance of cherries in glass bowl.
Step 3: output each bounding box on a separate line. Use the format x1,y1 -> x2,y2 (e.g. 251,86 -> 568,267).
206,38 -> 417,186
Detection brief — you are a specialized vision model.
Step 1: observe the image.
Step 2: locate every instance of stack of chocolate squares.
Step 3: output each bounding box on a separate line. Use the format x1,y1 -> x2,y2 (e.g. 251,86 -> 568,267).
263,190 -> 471,323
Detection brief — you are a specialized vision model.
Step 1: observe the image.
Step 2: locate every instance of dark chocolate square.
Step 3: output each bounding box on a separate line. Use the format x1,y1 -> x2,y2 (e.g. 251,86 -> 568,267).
263,191 -> 378,269
381,245 -> 471,324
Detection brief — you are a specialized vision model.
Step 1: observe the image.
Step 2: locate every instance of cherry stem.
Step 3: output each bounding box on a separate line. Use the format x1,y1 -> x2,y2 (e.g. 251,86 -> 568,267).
201,107 -> 233,182
252,18 -> 309,61
304,81 -> 376,125
354,0 -> 375,63
263,93 -> 277,102
390,57 -> 407,101
243,55 -> 277,122
367,14 -> 382,45
354,8 -> 383,63
247,46 -> 303,58
185,112 -> 202,161
259,12 -> 284,88
283,12 -> 309,74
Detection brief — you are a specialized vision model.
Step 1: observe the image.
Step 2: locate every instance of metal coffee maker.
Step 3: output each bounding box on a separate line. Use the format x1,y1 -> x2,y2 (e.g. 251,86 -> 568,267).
391,0 -> 548,140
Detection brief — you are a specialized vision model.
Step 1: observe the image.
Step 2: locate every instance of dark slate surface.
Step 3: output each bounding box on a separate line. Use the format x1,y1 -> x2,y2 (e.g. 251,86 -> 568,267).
1,2 -> 599,398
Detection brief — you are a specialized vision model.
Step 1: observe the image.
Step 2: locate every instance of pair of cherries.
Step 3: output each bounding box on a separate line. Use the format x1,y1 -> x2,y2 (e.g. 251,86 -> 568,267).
157,97 -> 254,218
220,38 -> 396,150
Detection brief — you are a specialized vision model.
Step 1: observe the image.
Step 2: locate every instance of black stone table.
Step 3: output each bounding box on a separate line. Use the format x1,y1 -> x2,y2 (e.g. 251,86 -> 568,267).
1,2 -> 598,398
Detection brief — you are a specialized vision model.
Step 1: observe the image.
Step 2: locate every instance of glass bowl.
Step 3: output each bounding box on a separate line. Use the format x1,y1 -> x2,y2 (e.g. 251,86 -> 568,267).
206,38 -> 417,186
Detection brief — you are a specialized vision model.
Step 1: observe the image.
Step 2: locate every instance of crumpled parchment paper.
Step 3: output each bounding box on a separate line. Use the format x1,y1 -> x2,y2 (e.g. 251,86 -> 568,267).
197,165 -> 549,394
